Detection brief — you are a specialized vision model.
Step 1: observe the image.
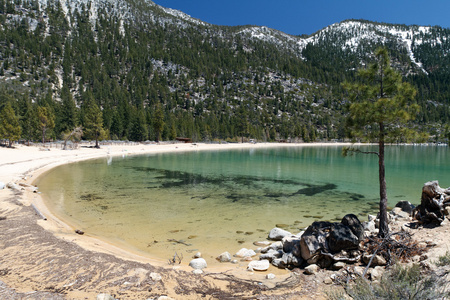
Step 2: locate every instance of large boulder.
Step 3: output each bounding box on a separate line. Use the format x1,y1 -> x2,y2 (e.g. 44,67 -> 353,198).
300,221 -> 332,260
327,223 -> 360,253
282,235 -> 302,258
341,214 -> 364,240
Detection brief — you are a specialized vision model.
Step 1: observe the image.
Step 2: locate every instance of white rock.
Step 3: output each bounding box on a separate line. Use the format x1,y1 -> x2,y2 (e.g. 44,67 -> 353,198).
268,228 -> 292,241
194,252 -> 202,258
304,264 -> 319,275
253,241 -> 271,247
150,272 -> 162,281
192,269 -> 203,275
0,182 -> 5,190
189,258 -> 207,270
235,248 -> 256,258
266,273 -> 276,279
248,260 -> 270,271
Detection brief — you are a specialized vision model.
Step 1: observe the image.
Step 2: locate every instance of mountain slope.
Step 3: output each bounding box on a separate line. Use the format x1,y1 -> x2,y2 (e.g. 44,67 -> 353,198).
0,0 -> 449,143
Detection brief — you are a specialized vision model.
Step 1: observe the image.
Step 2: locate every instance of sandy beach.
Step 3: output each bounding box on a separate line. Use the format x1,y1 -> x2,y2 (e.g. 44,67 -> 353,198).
0,142 -> 338,299
1,141 -> 448,299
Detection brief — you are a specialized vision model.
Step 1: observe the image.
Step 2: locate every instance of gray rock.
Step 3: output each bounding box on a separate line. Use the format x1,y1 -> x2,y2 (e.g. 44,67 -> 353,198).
189,258 -> 207,270
259,249 -> 282,261
268,227 -> 292,241
216,252 -> 232,262
282,235 -> 302,257
304,264 -> 319,275
271,258 -> 283,268
281,252 -> 303,268
253,241 -> 271,247
248,260 -> 270,271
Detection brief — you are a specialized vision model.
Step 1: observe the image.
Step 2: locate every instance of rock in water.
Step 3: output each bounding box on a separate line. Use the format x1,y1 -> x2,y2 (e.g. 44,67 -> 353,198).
189,258 -> 207,270
235,248 -> 256,258
248,260 -> 270,271
268,227 -> 292,241
216,252 -> 232,262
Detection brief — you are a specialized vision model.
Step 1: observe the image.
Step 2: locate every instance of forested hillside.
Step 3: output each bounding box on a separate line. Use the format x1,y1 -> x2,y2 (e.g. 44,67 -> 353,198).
0,0 -> 449,144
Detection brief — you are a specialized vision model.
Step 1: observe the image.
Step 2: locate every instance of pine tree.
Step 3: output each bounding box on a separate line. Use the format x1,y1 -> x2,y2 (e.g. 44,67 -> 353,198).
37,105 -> 55,145
343,47 -> 420,238
82,98 -> 104,148
0,102 -> 21,147
152,102 -> 165,143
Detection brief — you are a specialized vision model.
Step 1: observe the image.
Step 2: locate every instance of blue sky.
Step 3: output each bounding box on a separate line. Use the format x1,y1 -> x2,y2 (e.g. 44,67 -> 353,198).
152,0 -> 450,35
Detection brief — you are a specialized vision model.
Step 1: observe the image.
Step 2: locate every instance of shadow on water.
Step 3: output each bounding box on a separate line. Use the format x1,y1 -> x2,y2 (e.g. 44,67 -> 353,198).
128,166 -> 366,204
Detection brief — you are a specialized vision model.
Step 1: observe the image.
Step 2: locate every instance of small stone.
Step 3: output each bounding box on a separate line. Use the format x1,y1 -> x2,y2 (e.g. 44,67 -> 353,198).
192,269 -> 203,275
194,252 -> 202,258
150,272 -> 162,281
248,260 -> 270,271
189,258 -> 207,270
253,241 -> 271,247
332,262 -> 346,270
231,260 -> 238,264
324,277 -> 333,285
75,229 -> 84,235
362,254 -> 386,266
216,252 -> 232,262
304,264 -> 319,275
0,182 -> 5,190
266,273 -> 276,279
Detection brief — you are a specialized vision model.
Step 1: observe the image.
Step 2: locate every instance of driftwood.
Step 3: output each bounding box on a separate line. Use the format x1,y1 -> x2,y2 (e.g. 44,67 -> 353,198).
414,181 -> 450,224
31,203 -> 47,221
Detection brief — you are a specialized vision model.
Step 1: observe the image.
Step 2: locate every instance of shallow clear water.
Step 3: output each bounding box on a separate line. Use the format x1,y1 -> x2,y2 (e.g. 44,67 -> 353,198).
36,145 -> 449,263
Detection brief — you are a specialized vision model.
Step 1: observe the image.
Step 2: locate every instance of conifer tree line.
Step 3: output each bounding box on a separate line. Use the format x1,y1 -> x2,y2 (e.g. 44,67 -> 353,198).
0,0 -> 449,146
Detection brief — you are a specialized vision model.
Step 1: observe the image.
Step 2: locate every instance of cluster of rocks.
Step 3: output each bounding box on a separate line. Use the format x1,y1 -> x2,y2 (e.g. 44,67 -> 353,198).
188,198 -> 424,278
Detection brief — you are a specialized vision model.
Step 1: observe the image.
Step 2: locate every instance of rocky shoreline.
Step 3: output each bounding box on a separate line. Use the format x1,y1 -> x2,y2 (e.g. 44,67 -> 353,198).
184,180 -> 450,294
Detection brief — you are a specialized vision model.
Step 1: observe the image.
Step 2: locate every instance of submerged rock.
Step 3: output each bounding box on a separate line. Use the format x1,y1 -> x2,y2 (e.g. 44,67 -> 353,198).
216,252 -> 232,263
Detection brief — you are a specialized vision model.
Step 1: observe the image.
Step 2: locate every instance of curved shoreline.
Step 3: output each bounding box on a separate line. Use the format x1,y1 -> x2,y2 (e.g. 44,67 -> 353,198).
22,142 -> 351,268
0,142 -> 348,299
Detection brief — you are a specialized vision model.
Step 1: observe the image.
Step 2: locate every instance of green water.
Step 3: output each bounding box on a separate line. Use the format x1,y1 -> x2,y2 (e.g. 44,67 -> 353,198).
37,145 -> 449,263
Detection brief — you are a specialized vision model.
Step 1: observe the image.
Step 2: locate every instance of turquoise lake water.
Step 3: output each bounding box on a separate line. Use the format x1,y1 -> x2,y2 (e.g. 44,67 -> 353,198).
37,145 -> 449,263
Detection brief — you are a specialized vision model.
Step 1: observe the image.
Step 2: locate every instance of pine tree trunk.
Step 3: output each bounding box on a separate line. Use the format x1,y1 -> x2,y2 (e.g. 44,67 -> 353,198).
378,124 -> 389,238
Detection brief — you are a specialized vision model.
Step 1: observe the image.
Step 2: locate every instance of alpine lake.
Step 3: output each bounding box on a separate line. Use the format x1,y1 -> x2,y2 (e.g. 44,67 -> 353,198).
36,145 -> 449,265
